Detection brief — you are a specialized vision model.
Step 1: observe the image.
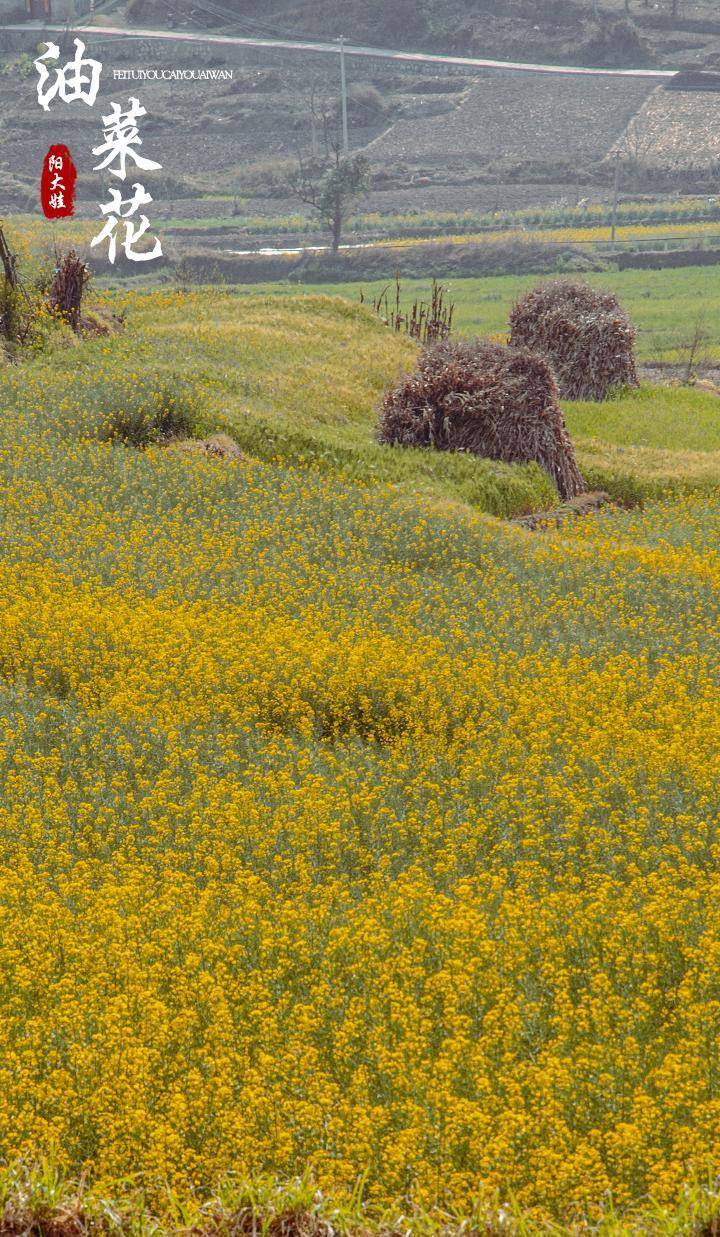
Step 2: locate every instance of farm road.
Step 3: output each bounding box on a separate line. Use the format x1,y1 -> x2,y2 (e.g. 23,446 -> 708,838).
3,21 -> 679,80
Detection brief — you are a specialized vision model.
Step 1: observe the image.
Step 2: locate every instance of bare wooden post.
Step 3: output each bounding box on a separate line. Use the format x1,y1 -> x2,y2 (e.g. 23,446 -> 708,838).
611,151 -> 620,243
0,225 -> 18,290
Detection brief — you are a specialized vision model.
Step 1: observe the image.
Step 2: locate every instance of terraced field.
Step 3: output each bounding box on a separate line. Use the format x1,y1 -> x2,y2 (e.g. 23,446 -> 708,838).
0,34 -> 657,232
366,71 -> 654,169
613,85 -> 720,167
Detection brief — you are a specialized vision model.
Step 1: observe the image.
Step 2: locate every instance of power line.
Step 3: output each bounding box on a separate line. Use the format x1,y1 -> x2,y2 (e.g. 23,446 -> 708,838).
182,0 -> 355,154
188,0 -> 314,42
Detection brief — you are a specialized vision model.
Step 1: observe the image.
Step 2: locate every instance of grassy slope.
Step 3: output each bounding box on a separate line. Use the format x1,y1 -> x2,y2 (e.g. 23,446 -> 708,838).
215,266 -> 720,501
9,251 -> 720,508
144,286 -> 720,509
95,289 -> 557,518
570,383 -> 720,497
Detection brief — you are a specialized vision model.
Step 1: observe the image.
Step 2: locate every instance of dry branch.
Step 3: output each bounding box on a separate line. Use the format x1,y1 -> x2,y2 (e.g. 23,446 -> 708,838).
363,274 -> 455,345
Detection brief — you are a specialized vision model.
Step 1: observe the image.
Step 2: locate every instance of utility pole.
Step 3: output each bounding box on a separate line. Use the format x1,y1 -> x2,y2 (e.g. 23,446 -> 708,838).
611,150 -> 620,243
309,83 -> 319,159
338,35 -> 349,155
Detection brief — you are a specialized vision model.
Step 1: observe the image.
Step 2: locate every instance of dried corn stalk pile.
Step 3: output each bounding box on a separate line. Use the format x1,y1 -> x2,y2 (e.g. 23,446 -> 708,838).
378,338 -> 585,500
509,279 -> 637,401
49,250 -> 90,331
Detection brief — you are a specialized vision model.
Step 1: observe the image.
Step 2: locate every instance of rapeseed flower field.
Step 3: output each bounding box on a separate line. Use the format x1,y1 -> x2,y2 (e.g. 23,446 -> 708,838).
0,285 -> 719,1231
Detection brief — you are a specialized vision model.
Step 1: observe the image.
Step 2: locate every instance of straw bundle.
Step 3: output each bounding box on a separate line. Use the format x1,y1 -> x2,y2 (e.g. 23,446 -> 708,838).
508,279 -> 637,401
378,338 -> 585,500
49,250 -> 90,332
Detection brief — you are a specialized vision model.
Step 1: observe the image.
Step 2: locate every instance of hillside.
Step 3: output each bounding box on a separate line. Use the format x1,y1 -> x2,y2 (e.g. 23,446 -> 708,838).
4,0 -> 720,1224
5,0 -> 720,262
0,44 -> 655,218
122,0 -> 720,69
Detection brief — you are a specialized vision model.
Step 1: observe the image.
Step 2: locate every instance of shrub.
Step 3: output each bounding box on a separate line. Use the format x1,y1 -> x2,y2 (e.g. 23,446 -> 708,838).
378,338 -> 585,501
347,83 -> 387,121
508,279 -> 638,401
580,17 -> 649,68
0,279 -> 23,346
95,383 -> 197,447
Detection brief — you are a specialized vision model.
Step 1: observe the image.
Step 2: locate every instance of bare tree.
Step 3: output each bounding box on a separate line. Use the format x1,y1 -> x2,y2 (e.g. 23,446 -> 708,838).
617,114 -> 656,190
289,147 -> 370,253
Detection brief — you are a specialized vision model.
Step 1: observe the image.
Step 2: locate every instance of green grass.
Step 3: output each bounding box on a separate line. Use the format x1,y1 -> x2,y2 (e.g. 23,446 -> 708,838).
139,273 -> 720,510
9,276 -> 716,517
202,267 -> 720,505
565,383 -> 720,500
93,288 -> 556,518
0,1156 -> 719,1236
568,384 -> 720,452
230,265 -> 720,364
68,285 -> 720,516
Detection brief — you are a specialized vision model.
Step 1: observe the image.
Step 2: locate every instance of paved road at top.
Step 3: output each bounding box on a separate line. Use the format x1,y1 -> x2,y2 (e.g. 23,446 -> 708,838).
4,21 -> 678,80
